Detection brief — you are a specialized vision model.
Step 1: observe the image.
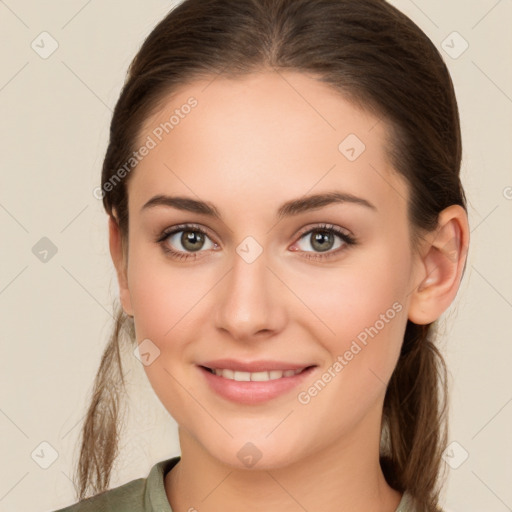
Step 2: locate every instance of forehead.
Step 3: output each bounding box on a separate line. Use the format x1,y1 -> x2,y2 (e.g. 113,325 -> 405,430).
130,71 -> 408,219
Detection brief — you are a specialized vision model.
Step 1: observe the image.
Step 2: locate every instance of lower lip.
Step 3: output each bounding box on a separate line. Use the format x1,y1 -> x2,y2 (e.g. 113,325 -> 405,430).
198,365 -> 316,405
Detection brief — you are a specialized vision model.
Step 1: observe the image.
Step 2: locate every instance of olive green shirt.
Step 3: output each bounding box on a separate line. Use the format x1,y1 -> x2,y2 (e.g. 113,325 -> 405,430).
52,456 -> 417,511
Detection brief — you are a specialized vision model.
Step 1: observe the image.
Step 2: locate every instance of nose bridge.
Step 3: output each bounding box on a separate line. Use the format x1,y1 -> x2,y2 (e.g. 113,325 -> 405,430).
213,239 -> 286,339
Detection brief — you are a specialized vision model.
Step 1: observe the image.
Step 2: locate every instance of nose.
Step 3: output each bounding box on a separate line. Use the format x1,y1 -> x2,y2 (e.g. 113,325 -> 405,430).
213,246 -> 288,342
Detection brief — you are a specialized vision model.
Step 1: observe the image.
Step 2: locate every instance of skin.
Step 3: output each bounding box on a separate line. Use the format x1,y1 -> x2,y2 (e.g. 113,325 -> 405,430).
109,70 -> 469,512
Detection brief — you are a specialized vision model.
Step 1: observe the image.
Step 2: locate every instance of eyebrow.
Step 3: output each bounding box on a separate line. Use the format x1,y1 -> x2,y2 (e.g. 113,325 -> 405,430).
141,191 -> 377,220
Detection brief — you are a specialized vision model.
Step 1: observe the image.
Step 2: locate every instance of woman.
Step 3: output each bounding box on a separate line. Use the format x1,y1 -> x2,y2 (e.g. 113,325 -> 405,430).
53,0 -> 469,510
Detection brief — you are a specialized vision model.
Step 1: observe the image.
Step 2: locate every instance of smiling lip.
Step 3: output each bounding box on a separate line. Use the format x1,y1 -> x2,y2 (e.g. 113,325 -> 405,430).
200,358 -> 314,372
198,359 -> 317,404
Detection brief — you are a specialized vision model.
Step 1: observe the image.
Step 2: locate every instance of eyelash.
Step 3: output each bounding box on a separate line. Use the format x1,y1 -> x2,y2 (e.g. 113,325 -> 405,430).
156,223 -> 357,262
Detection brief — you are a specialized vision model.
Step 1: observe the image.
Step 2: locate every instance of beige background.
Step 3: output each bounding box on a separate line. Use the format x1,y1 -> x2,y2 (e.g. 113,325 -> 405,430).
0,1 -> 511,511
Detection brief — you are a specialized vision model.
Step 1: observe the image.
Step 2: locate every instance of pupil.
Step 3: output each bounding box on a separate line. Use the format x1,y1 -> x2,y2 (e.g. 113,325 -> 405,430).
312,231 -> 333,252
182,231 -> 204,251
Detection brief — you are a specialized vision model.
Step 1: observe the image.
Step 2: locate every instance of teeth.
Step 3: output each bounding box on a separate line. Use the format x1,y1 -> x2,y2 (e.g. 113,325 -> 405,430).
212,368 -> 304,381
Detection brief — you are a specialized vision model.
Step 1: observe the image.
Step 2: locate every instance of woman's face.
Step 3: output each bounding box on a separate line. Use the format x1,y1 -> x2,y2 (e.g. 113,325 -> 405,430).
118,71 -> 424,469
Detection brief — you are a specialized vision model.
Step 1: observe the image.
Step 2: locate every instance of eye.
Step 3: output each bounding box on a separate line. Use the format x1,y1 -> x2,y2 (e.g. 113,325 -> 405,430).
156,222 -> 357,262
291,223 -> 356,261
156,224 -> 218,261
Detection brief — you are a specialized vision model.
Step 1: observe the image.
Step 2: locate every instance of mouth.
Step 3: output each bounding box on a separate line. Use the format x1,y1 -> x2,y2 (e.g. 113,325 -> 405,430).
200,365 -> 314,381
197,363 -> 318,404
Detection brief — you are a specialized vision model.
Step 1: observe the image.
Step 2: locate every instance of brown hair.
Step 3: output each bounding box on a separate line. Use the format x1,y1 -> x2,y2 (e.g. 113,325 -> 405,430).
74,0 -> 466,510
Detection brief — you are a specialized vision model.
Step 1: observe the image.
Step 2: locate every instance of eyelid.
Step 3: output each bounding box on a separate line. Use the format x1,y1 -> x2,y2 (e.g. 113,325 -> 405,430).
157,223 -> 217,243
157,222 -> 353,243
295,222 -> 354,240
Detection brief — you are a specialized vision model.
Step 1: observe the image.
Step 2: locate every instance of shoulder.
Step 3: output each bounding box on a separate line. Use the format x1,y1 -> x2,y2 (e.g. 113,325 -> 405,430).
51,456 -> 180,512
51,477 -> 146,512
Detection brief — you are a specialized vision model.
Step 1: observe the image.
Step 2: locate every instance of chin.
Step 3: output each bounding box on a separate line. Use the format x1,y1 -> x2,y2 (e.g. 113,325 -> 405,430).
202,436 -> 304,471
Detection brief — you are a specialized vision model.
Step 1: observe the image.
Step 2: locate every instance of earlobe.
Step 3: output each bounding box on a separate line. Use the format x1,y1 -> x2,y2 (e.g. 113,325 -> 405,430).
408,205 -> 469,325
108,215 -> 134,317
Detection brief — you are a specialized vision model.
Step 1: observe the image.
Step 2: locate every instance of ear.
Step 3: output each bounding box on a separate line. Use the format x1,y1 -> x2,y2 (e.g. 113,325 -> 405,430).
108,215 -> 134,316
408,205 -> 469,325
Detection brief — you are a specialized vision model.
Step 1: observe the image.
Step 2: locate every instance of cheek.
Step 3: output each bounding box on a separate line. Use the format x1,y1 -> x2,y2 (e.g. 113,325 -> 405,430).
293,272 -> 408,426
126,249 -> 205,423
290,243 -> 411,388
300,249 -> 409,337
126,243 -> 207,341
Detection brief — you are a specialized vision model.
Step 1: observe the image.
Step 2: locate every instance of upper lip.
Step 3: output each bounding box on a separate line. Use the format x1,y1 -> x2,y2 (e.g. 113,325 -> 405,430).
200,359 -> 316,372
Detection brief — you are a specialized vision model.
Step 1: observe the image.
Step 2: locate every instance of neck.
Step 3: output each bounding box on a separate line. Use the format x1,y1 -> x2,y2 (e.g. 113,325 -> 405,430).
165,406 -> 402,512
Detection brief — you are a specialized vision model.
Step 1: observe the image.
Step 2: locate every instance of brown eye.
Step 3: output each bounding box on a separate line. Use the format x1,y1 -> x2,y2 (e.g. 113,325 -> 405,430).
157,224 -> 217,260
176,230 -> 206,252
292,224 -> 357,261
